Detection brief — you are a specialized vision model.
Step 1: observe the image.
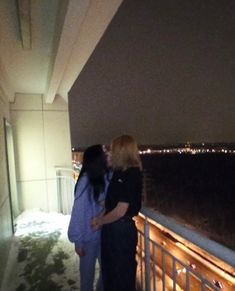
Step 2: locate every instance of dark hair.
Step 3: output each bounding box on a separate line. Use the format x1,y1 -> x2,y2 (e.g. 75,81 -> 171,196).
78,144 -> 107,201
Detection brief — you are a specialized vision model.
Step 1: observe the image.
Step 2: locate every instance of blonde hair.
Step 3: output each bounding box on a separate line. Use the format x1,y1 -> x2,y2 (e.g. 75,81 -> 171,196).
111,135 -> 142,171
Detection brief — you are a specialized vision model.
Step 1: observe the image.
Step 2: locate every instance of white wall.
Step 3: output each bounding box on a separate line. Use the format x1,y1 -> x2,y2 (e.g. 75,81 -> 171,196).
0,91 -> 13,284
10,94 -> 72,212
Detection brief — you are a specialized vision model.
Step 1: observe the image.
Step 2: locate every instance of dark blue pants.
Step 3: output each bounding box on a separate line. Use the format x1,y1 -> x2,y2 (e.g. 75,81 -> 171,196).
101,218 -> 137,291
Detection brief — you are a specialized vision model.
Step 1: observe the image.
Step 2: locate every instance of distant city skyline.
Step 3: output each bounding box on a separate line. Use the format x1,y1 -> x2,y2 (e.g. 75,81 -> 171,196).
72,142 -> 235,153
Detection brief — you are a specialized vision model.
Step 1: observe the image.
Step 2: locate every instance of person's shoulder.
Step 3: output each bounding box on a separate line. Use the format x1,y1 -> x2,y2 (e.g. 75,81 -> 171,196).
77,173 -> 88,185
125,167 -> 142,174
124,167 -> 142,179
74,173 -> 89,198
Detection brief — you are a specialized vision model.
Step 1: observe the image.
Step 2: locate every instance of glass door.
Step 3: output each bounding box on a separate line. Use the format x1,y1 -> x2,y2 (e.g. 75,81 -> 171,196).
4,118 -> 20,232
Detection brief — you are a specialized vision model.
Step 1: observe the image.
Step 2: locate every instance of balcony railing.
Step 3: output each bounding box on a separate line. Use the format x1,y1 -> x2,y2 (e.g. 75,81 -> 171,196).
55,167 -> 75,214
137,208 -> 235,291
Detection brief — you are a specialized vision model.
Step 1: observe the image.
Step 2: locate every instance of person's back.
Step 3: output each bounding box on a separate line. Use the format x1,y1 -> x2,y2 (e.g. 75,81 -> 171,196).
68,173 -> 107,246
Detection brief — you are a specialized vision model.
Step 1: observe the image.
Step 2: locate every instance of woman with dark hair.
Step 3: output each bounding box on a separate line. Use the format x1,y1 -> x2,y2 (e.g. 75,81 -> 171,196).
68,144 -> 111,291
92,135 -> 143,291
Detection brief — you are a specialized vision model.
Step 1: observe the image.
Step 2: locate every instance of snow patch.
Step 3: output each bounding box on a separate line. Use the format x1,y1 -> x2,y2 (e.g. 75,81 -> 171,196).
2,209 -> 98,291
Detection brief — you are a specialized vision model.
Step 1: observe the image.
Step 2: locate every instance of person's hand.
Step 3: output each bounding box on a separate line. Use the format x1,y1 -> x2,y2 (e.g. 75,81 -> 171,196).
91,216 -> 102,231
75,246 -> 85,257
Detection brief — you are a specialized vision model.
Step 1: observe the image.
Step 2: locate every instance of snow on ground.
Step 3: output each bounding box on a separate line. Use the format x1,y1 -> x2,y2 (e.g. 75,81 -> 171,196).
2,209 -> 100,291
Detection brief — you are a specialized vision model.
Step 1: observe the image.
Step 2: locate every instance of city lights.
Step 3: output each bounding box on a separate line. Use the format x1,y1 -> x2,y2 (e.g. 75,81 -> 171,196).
139,143 -> 235,155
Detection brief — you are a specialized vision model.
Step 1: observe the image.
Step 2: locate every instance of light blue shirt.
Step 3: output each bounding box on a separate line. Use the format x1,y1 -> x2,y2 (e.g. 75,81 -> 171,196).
68,172 -> 111,248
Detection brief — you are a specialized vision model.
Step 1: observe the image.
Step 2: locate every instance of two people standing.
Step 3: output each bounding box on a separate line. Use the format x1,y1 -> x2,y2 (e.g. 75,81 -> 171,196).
68,135 -> 143,291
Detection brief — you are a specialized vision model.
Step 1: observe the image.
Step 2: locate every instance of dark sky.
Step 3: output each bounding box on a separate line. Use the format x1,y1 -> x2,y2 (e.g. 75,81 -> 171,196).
69,0 -> 235,148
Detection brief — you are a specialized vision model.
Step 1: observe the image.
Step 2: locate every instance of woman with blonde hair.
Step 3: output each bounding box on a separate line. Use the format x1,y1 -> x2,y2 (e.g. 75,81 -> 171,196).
92,135 -> 143,291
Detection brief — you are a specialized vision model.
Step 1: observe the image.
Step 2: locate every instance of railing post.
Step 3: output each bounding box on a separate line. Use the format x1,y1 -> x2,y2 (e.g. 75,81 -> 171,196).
186,269 -> 190,291
172,258 -> 177,291
144,218 -> 151,291
140,233 -> 143,291
56,169 -> 62,213
161,251 -> 165,291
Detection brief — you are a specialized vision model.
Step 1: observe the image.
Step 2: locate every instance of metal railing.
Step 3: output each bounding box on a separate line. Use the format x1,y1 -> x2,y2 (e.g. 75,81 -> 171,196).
55,167 -> 76,214
141,207 -> 235,269
137,221 -> 220,291
137,208 -> 235,291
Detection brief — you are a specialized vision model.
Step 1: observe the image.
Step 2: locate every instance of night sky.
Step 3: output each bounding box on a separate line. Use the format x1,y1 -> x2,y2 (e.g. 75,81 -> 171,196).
69,0 -> 235,148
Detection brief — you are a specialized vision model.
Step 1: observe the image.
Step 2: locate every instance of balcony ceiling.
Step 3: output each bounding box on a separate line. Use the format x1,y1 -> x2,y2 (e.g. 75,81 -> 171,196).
0,0 -> 122,103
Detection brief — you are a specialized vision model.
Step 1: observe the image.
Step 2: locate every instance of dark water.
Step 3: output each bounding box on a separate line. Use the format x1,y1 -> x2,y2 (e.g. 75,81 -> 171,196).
141,153 -> 235,250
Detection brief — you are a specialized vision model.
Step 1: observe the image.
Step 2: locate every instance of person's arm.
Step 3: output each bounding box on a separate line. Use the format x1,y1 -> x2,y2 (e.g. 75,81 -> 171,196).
91,202 -> 129,230
68,176 -> 88,256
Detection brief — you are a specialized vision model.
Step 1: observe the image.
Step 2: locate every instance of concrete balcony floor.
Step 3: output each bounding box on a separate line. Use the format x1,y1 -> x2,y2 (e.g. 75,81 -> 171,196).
2,210 -> 100,291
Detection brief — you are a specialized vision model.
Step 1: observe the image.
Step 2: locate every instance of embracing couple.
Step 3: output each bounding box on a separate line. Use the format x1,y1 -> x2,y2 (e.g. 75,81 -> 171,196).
68,135 -> 143,291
